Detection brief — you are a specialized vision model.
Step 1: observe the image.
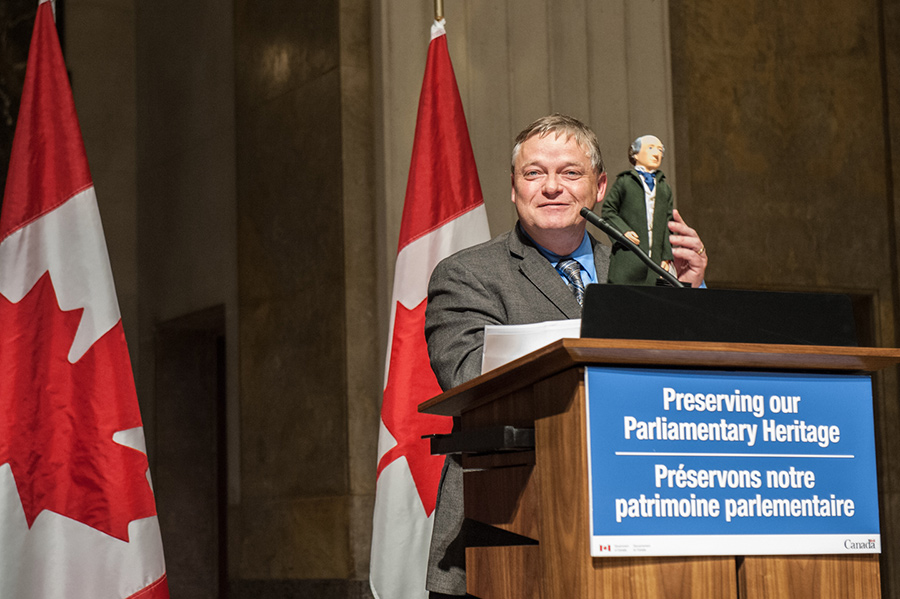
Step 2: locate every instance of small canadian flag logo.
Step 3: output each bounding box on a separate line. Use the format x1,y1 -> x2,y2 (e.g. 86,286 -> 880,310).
598,544 -> 612,552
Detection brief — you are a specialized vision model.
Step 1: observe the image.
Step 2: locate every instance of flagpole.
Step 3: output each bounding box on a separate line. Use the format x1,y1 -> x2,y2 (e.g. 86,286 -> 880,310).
434,0 -> 443,21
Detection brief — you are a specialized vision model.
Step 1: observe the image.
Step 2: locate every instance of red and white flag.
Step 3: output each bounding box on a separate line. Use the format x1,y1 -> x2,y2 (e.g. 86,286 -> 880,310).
369,19 -> 490,599
0,1 -> 169,597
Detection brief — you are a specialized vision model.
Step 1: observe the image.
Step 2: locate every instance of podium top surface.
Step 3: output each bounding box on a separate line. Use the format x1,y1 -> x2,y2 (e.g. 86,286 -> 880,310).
419,338 -> 900,417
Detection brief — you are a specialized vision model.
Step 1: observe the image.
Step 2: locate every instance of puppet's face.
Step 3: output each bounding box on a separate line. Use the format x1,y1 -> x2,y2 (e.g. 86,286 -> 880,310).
634,136 -> 664,171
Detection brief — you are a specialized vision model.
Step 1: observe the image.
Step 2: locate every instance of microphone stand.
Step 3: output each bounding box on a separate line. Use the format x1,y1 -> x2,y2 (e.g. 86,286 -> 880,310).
580,207 -> 685,289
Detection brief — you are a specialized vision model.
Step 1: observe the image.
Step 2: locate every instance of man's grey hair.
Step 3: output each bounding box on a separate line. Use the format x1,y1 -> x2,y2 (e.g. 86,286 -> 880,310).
511,113 -> 605,175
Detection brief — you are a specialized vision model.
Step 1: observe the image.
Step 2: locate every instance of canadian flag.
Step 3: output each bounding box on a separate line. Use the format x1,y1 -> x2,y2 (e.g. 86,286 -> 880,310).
0,1 -> 169,598
369,19 -> 490,599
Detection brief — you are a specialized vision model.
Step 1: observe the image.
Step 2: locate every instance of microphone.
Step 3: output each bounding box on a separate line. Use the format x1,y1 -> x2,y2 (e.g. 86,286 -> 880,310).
580,207 -> 685,289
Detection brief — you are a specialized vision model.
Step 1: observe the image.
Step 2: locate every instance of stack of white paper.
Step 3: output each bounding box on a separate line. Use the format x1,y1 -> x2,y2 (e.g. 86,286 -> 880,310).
481,319 -> 581,374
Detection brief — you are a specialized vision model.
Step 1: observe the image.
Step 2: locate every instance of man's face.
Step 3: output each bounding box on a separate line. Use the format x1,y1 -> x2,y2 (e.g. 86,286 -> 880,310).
633,136 -> 664,170
511,133 -> 607,244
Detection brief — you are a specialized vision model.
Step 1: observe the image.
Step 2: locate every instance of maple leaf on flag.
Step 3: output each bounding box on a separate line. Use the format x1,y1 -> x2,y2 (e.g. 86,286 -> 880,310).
377,299 -> 451,515
0,272 -> 157,542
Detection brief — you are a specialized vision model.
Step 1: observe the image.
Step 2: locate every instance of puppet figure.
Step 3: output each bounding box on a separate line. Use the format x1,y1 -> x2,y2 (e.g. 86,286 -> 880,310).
601,134 -> 675,285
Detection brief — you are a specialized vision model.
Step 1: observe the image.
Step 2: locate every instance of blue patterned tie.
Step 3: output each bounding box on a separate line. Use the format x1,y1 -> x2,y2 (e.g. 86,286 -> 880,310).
557,259 -> 586,306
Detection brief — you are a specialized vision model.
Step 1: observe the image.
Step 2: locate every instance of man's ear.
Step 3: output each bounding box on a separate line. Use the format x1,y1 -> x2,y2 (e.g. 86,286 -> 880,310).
510,173 -> 517,205
597,172 -> 608,203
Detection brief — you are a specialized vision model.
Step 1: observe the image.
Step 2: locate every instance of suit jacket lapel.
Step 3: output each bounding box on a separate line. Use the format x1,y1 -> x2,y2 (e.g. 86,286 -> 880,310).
592,234 -> 610,284
508,225 -> 583,319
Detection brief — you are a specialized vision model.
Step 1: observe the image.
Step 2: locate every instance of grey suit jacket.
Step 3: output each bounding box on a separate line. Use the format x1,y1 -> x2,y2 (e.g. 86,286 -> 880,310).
423,223 -> 610,594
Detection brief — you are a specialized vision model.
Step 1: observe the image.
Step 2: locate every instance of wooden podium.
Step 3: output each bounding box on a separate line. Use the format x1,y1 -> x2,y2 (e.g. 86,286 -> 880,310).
419,338 -> 900,599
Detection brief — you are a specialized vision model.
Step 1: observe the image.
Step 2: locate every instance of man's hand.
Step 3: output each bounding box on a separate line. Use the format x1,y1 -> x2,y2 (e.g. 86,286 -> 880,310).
624,231 -> 640,245
668,209 -> 707,288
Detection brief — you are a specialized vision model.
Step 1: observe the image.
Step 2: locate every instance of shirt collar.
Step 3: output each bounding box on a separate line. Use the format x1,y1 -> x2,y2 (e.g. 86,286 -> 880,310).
520,226 -> 597,284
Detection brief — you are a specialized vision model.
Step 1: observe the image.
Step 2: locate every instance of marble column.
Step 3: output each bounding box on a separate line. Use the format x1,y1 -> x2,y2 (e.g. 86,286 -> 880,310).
234,0 -> 377,595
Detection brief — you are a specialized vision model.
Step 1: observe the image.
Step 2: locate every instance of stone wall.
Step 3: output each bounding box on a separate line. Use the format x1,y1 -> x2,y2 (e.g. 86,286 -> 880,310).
670,0 -> 900,594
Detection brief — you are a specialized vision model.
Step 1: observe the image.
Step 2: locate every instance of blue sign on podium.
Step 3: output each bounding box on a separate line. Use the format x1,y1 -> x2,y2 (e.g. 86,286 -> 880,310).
584,366 -> 880,557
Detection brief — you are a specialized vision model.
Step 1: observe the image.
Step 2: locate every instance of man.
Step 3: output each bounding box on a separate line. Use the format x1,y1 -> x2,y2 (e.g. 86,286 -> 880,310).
424,114 -> 707,597
602,134 -> 679,285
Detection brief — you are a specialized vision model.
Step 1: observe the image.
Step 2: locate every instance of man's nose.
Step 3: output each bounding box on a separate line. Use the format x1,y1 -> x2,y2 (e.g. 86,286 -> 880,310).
543,174 -> 562,195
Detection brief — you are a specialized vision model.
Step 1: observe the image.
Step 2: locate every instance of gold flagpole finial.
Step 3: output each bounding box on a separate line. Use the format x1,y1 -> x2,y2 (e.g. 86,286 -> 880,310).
434,0 -> 444,21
